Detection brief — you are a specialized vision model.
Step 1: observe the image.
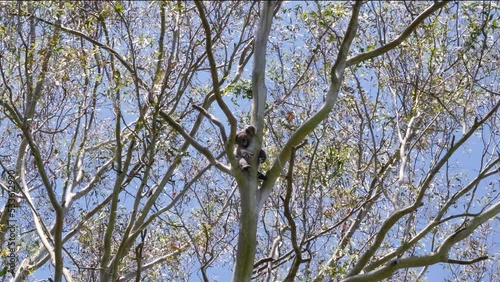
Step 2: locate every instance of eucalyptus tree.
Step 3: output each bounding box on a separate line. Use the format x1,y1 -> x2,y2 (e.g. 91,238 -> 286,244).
0,1 -> 498,282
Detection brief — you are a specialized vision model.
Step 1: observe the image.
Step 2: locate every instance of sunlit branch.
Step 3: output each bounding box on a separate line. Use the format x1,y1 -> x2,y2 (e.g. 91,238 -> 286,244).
342,201 -> 500,282
23,13 -> 149,90
251,1 -> 275,133
159,110 -> 231,174
192,104 -> 228,144
117,244 -> 189,282
282,142 -> 308,282
345,1 -> 449,67
194,1 -> 237,139
131,160 -> 215,238
346,100 -> 500,277
447,256 -> 488,265
259,0 -> 362,211
312,135 -> 400,281
366,157 -> 499,271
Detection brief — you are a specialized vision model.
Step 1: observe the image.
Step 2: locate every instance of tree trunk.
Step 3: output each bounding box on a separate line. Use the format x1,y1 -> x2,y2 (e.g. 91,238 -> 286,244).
232,193 -> 258,282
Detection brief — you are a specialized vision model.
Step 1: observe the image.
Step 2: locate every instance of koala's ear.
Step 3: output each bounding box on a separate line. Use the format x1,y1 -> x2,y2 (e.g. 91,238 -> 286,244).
246,125 -> 256,136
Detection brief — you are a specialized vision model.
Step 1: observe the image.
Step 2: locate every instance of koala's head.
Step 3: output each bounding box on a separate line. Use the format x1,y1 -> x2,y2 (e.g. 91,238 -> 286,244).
235,125 -> 256,148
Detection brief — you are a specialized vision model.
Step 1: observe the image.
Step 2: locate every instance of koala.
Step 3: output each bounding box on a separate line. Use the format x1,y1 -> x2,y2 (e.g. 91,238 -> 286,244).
234,125 -> 267,180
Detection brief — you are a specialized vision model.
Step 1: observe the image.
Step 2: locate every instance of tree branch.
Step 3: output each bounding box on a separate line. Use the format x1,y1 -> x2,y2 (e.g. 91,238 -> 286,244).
159,110 -> 231,175
345,100 -> 500,277
447,256 -> 488,265
23,13 -> 149,90
258,0 -> 362,211
364,157 -> 499,272
342,191 -> 500,282
192,104 -> 228,144
346,1 -> 449,67
194,1 -> 237,143
251,1 -> 276,134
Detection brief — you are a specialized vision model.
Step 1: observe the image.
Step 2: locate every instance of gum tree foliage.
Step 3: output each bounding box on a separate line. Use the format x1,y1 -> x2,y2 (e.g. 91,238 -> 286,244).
0,1 -> 498,281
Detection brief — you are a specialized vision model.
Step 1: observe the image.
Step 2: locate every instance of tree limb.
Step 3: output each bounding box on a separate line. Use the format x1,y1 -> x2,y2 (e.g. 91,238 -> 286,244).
194,2 -> 237,148
259,0 -> 362,211
192,104 -> 228,144
159,110 -> 231,175
341,201 -> 500,282
346,1 -> 449,67
22,13 -> 149,90
346,100 -> 500,277
447,256 -> 488,265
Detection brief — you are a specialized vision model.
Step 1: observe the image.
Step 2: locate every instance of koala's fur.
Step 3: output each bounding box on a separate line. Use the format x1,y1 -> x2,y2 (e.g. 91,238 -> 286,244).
234,125 -> 267,180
